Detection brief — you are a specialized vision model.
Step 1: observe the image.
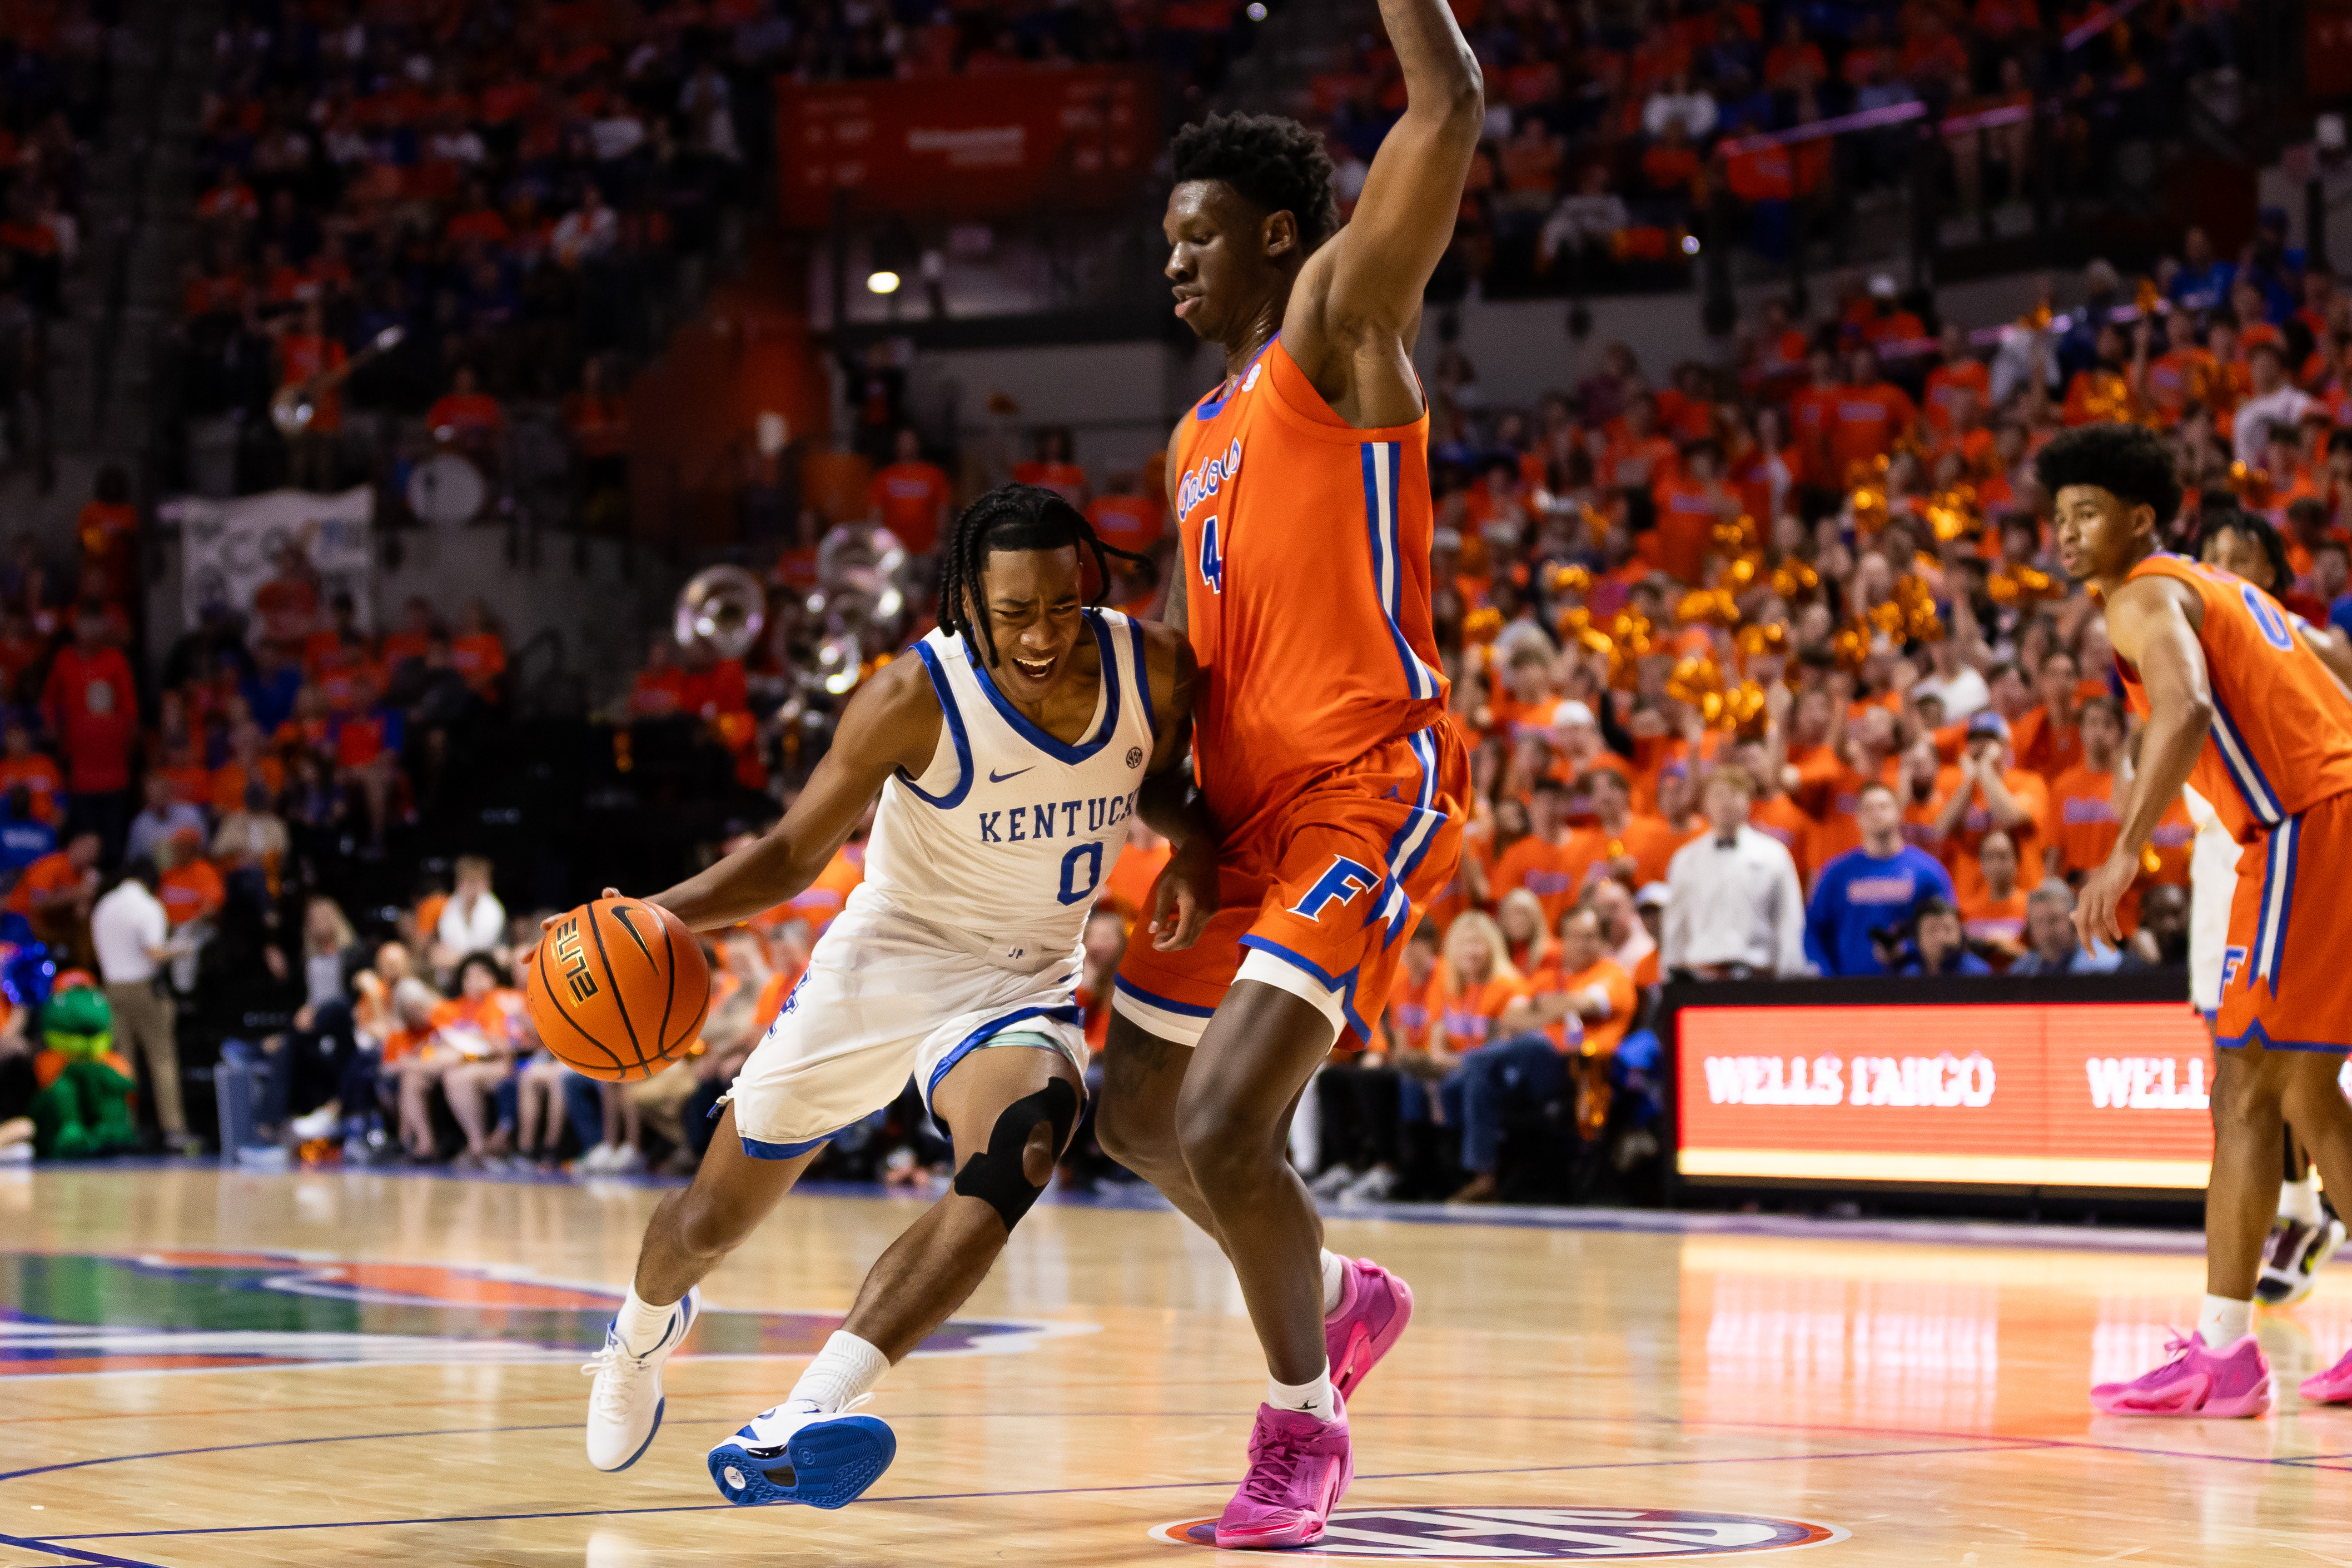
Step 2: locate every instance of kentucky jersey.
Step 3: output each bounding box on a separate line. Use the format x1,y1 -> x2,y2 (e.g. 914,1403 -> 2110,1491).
2115,554 -> 2352,844
1173,339 -> 1451,840
860,608 -> 1156,960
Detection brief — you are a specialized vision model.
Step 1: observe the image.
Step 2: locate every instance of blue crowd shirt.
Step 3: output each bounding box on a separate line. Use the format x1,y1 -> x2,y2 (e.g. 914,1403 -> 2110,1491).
1804,845 -> 1956,977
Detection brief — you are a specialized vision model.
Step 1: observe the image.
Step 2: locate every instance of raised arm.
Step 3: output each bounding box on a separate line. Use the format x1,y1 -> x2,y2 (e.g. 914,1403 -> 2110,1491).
2077,577 -> 2212,944
1284,0 -> 1481,423
643,656 -> 942,931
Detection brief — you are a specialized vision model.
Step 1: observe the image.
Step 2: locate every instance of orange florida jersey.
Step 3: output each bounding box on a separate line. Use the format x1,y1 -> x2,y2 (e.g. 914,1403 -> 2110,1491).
2116,554 -> 2352,844
1173,339 -> 1451,838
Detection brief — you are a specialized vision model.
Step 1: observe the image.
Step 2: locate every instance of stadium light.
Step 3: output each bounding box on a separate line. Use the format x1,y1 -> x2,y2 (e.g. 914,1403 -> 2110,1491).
1680,235 -> 1701,256
1246,3 -> 1266,17
867,270 -> 902,295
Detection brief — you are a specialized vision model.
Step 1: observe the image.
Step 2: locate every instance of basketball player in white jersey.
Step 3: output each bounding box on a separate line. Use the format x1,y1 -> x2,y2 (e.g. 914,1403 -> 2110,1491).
579,485 -> 1216,1509
2193,510 -> 2352,1303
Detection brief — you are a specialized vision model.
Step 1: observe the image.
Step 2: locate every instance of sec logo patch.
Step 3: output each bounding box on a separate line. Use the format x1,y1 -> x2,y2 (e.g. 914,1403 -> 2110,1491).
1127,746 -> 1145,768
1150,1506 -> 1847,1560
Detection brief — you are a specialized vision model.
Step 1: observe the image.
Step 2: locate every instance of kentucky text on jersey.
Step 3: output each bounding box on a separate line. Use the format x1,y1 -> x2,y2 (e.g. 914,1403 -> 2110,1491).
977,792 -> 1138,843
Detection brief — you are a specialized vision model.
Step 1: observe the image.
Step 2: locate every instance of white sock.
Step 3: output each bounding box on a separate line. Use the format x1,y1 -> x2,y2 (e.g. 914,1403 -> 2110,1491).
785,1330 -> 891,1413
2200,1294 -> 2253,1346
1269,1367 -> 1339,1423
613,1285 -> 681,1354
2281,1172 -> 2325,1228
1320,1250 -> 1346,1317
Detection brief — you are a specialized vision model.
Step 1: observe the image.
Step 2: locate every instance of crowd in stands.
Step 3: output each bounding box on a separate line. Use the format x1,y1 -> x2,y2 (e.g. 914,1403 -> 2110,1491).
0,0 -> 115,490
176,0 -> 775,495
1292,0 -> 2258,294
171,0 -> 1270,502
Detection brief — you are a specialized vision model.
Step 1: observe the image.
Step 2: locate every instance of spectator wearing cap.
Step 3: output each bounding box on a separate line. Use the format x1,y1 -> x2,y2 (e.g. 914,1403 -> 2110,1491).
1897,898 -> 1991,976
1927,710 -> 2048,905
125,773 -> 207,867
1806,781 -> 1956,976
2008,879 -> 2122,975
1661,766 -> 1807,979
1544,699 -> 1620,787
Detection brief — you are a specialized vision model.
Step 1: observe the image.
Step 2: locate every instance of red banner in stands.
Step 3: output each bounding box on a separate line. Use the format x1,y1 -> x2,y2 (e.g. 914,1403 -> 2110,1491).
1677,1001 -> 2222,1189
776,69 -> 1157,226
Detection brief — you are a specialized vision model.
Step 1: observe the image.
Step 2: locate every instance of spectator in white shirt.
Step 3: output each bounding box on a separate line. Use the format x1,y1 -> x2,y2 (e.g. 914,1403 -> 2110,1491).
2232,340 -> 2318,466
1538,165 -> 1630,272
91,858 -> 198,1153
1661,767 -> 1808,978
1642,72 -> 1718,139
551,187 -> 619,268
432,855 -> 506,977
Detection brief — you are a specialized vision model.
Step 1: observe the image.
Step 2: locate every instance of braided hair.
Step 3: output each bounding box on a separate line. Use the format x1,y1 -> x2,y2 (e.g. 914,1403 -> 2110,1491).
935,483 -> 1153,668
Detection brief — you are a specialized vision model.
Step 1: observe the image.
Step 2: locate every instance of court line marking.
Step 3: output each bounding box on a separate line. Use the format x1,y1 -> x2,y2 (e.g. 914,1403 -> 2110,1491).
32,1442 -> 2052,1542
0,1531 -> 167,1568
11,1162 -> 2215,1255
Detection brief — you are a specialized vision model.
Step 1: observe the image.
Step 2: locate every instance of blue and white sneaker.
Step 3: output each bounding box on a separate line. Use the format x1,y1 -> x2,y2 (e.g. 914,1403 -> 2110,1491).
707,1397 -> 896,1509
581,1286 -> 701,1471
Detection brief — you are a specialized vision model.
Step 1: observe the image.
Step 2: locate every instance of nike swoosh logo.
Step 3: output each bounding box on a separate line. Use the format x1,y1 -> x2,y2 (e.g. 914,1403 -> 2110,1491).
989,767 -> 1034,783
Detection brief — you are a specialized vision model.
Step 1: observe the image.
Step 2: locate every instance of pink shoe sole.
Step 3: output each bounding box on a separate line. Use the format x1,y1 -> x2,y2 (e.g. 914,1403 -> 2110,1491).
2299,1373 -> 2352,1404
1214,1515 -> 1328,1550
2090,1382 -> 2272,1418
1329,1261 -> 1414,1400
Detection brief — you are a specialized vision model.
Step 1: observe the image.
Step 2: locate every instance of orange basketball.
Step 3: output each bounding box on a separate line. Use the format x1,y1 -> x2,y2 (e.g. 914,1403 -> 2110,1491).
525,897 -> 712,1082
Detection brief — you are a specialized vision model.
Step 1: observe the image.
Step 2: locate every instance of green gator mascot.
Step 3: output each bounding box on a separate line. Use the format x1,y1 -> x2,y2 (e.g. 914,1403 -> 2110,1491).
31,985 -> 140,1158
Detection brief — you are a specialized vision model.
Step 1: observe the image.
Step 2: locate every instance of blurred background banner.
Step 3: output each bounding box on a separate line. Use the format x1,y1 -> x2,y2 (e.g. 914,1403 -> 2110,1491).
169,486 -> 374,634
778,68 -> 1158,225
1674,980 -> 2221,1193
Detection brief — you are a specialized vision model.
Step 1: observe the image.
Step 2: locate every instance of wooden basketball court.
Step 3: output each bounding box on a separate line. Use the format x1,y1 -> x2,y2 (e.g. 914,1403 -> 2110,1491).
7,1164 -> 2352,1567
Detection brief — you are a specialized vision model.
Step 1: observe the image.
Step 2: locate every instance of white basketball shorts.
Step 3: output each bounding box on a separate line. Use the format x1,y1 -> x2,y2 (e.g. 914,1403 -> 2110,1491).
724,900 -> 1089,1157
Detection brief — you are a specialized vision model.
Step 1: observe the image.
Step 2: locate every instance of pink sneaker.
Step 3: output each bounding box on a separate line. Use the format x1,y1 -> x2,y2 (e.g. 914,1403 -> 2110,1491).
1325,1256 -> 1413,1400
2299,1345 -> 2352,1403
1212,1396 -> 1354,1550
2090,1332 -> 2272,1417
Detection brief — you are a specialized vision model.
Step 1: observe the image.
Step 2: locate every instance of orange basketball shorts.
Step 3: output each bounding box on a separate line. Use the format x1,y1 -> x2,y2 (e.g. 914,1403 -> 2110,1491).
2214,790 -> 2352,1053
1113,719 -> 1469,1048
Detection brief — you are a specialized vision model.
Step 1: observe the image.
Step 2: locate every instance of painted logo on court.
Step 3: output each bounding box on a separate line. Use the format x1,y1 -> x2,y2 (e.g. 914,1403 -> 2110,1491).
0,1251 -> 1090,1377
1151,1507 -> 1846,1560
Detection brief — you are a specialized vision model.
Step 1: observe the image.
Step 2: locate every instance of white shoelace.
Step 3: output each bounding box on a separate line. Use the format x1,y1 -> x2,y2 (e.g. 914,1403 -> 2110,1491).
581,1336 -> 661,1423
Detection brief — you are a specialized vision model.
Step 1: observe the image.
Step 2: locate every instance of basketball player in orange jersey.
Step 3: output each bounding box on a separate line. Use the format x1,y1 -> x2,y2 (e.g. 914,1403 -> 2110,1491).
1089,0 -> 1480,1547
2048,423 -> 2352,1416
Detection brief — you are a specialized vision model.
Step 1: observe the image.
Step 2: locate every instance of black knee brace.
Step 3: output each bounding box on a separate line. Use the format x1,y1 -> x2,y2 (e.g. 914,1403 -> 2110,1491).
952,1078 -> 1079,1231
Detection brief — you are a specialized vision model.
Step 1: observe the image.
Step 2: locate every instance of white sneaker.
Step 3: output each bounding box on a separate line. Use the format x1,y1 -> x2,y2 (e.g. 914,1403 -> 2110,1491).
288,1106 -> 341,1142
707,1396 -> 896,1509
582,1286 -> 701,1471
606,1145 -> 646,1175
578,1142 -> 619,1173
1307,1164 -> 1359,1198
0,1143 -> 30,1164
1340,1165 -> 1398,1203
